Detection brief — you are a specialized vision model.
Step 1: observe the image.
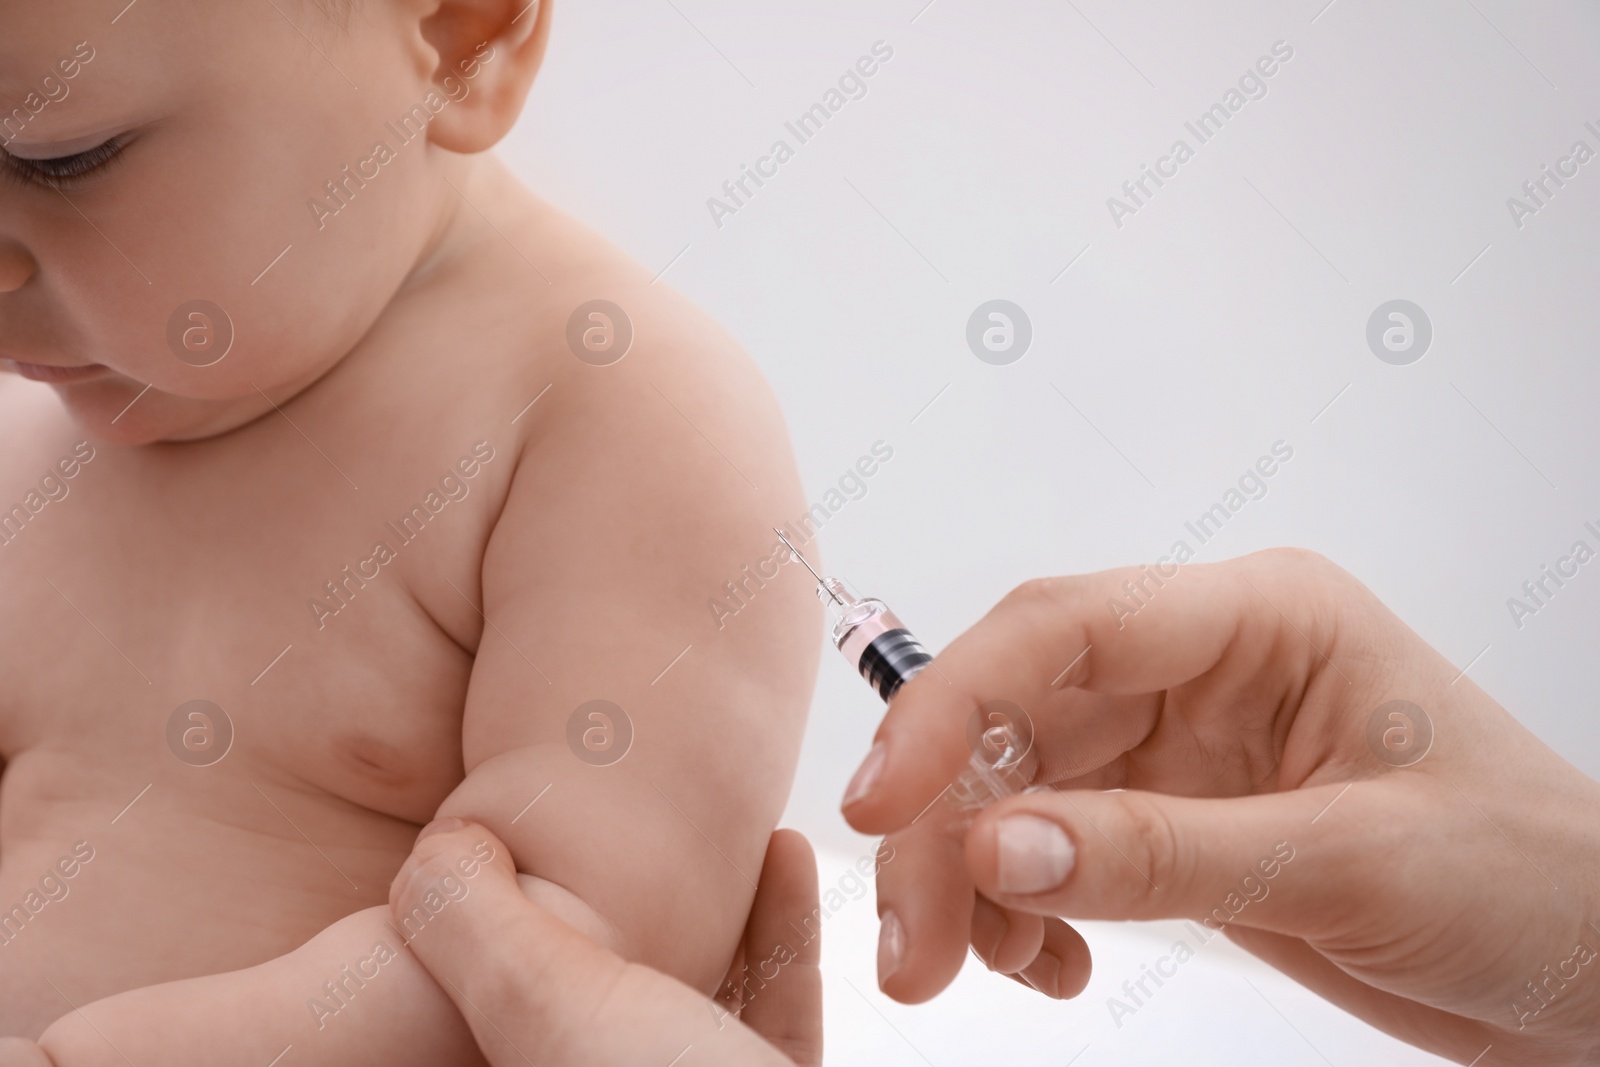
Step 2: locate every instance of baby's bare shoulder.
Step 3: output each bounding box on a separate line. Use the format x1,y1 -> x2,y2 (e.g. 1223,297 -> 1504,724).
431,186 -> 806,600
482,207 -> 794,512
511,273 -> 796,530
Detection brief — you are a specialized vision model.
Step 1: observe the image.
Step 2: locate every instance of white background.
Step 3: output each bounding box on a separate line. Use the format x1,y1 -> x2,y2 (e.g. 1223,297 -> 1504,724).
501,1 -> 1600,1063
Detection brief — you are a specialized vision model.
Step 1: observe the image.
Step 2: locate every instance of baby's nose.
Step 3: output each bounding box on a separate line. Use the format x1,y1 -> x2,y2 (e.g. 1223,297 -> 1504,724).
0,240 -> 36,292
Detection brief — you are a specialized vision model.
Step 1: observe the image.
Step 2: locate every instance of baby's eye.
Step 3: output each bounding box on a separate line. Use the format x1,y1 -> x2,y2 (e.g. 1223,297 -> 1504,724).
2,135 -> 129,191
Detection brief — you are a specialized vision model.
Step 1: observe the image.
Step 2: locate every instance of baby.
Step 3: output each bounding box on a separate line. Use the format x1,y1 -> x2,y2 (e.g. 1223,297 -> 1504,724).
0,1 -> 819,1063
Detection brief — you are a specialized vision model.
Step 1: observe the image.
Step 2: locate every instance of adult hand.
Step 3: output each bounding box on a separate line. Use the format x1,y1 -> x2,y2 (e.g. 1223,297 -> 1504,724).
389,821 -> 822,1067
843,549 -> 1600,1067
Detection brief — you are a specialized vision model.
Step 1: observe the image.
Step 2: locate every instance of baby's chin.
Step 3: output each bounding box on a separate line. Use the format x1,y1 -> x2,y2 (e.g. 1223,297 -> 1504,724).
50,377 -> 255,446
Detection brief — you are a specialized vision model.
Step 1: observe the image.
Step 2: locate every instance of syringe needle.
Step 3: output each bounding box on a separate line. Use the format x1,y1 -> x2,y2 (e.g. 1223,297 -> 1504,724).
774,527 -> 842,604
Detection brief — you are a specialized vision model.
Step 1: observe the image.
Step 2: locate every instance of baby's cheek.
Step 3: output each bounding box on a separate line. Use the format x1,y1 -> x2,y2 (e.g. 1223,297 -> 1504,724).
514,873 -> 627,957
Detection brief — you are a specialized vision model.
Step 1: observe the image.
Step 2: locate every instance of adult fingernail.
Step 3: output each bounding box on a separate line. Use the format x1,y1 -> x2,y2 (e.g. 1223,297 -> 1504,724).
877,910 -> 905,986
416,816 -> 465,843
996,814 -> 1075,895
844,741 -> 887,809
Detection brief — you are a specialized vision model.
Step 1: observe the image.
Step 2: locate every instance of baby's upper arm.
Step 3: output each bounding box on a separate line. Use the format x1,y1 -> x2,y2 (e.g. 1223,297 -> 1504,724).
435,289 -> 820,990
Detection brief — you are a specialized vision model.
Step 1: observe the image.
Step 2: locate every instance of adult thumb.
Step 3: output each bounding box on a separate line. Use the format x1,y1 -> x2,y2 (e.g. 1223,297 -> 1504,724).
962,783 -> 1385,938
390,819 -> 796,1067
389,819 -> 612,1064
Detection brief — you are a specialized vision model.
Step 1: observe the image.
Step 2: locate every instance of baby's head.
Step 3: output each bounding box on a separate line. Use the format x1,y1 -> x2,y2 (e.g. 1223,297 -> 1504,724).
0,0 -> 549,443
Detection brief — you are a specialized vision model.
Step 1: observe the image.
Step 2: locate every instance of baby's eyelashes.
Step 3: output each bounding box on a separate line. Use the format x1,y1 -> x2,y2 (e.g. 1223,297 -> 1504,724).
2,133 -> 132,190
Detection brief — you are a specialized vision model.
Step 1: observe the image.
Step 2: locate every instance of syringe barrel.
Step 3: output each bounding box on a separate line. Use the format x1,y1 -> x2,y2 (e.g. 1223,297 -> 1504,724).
831,599 -> 933,701
824,579 -> 1034,812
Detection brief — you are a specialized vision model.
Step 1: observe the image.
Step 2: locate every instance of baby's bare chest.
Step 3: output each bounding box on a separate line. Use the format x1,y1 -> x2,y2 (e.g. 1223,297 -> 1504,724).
0,418 -> 512,824
0,353 -> 546,1031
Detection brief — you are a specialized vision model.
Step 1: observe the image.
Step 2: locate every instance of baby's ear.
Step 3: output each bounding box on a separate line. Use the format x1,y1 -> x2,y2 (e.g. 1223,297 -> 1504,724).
415,0 -> 549,152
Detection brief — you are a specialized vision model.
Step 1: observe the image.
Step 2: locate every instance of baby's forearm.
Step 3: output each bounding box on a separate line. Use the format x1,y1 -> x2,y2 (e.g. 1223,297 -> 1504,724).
36,906 -> 486,1067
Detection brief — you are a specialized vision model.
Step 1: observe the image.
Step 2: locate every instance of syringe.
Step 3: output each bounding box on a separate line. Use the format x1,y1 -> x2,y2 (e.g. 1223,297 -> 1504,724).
775,529 -> 1035,812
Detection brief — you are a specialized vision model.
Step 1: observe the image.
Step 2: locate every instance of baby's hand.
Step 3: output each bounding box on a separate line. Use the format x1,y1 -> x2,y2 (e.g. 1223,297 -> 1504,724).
846,549 -> 1600,1067
390,820 -> 822,1067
